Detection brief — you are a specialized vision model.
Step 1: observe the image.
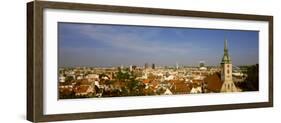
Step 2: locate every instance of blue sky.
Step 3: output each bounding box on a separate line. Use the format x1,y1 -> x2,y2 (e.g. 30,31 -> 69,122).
58,22 -> 259,67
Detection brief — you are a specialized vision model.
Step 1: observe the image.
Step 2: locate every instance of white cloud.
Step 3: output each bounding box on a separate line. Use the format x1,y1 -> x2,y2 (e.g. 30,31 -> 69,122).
72,24 -> 206,55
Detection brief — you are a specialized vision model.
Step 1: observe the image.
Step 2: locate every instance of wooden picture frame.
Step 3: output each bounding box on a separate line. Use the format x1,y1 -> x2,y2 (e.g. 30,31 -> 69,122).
27,1 -> 273,122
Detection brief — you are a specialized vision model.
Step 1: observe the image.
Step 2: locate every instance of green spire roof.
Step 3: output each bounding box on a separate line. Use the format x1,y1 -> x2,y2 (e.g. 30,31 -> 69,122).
221,39 -> 231,64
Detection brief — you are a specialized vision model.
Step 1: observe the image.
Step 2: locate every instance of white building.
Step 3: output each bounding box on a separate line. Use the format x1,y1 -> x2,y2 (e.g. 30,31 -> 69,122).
190,86 -> 202,94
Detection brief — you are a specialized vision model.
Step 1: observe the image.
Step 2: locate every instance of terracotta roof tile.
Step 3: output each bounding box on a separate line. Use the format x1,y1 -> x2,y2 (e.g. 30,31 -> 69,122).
74,85 -> 92,93
204,72 -> 223,92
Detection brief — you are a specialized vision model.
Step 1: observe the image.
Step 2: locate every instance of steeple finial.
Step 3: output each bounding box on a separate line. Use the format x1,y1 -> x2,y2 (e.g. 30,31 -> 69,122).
221,38 -> 231,64
224,39 -> 228,51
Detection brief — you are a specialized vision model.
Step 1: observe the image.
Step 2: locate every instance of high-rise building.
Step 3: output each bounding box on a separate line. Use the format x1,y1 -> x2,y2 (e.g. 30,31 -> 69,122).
129,65 -> 133,71
129,65 -> 137,71
144,63 -> 149,69
152,63 -> 155,69
132,65 -> 137,70
220,39 -> 238,92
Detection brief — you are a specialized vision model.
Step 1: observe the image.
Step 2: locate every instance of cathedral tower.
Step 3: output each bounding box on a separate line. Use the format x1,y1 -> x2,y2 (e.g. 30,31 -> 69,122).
220,39 -> 238,92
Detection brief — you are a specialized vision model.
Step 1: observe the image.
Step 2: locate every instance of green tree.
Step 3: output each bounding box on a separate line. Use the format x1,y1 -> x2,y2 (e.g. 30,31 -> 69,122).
115,71 -> 145,96
237,64 -> 259,91
116,71 -> 130,82
65,76 -> 74,83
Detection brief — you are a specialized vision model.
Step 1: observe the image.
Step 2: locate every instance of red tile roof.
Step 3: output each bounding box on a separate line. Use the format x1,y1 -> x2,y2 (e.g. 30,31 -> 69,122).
76,79 -> 92,85
74,85 -> 92,93
204,73 -> 223,92
143,79 -> 150,83
170,80 -> 191,94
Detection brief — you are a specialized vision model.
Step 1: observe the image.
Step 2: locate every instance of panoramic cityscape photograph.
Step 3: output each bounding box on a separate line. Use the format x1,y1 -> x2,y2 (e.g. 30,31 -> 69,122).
58,22 -> 259,99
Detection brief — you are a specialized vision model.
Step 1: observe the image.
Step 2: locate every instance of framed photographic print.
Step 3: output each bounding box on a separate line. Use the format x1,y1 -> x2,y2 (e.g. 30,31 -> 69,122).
27,0 -> 273,122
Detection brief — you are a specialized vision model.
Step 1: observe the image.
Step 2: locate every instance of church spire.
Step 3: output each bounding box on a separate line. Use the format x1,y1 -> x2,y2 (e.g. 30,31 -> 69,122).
221,39 -> 231,64
224,39 -> 228,51
220,38 -> 238,92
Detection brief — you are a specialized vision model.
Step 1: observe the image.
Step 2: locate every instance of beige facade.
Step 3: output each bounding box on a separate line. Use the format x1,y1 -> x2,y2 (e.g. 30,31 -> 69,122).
220,39 -> 238,92
221,64 -> 238,92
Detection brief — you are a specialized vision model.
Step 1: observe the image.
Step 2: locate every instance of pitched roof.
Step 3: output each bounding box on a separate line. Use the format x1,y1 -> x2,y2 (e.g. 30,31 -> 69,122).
204,72 -> 223,92
76,79 -> 92,85
59,88 -> 73,95
142,79 -> 150,84
170,80 -> 191,94
74,85 -> 92,93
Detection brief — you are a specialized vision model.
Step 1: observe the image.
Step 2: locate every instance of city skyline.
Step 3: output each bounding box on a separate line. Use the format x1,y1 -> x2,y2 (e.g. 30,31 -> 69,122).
58,22 -> 259,67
